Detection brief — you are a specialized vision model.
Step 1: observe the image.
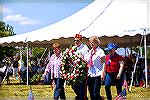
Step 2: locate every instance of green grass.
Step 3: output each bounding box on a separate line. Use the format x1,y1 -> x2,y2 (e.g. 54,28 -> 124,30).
0,85 -> 149,100
0,79 -> 150,100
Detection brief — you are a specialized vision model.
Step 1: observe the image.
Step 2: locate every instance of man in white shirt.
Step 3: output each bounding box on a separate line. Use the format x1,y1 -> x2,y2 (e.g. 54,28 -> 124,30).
72,34 -> 89,100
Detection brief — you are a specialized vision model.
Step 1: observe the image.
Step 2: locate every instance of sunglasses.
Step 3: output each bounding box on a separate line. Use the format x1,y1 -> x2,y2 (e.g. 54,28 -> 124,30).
74,40 -> 80,42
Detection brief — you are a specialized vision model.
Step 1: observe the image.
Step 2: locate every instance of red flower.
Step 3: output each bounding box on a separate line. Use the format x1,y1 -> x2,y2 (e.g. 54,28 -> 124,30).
74,63 -> 76,66
71,50 -> 74,53
65,78 -> 68,80
70,75 -> 75,79
76,70 -> 79,73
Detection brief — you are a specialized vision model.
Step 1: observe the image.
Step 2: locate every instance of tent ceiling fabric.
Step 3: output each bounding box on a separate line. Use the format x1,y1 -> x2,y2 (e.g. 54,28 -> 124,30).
1,34 -> 150,48
0,0 -> 149,48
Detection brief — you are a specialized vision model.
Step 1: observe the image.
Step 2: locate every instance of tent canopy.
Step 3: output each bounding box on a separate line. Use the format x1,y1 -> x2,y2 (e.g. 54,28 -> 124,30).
0,0 -> 149,48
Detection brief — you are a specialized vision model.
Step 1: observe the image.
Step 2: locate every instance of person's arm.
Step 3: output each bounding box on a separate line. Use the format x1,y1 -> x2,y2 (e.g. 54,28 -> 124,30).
116,61 -> 124,79
101,56 -> 106,81
43,55 -> 53,76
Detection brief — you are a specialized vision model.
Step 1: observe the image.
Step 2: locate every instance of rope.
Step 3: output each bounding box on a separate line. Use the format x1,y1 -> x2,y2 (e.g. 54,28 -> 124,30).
79,0 -> 114,34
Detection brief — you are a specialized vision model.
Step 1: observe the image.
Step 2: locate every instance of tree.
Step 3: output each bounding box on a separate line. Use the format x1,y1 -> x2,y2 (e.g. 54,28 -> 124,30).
0,21 -> 15,37
0,21 -> 16,61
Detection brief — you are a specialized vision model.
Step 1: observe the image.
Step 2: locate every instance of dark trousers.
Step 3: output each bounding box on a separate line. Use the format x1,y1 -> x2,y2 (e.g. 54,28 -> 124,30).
88,76 -> 103,100
105,72 -> 123,100
72,80 -> 87,100
54,78 -> 66,100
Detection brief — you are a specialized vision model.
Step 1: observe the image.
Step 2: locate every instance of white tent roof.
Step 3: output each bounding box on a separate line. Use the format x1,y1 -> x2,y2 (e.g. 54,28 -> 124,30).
0,0 -> 149,48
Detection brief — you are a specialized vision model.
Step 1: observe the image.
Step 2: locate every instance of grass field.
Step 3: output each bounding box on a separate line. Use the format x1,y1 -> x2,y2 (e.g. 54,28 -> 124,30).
0,79 -> 150,100
0,85 -> 149,100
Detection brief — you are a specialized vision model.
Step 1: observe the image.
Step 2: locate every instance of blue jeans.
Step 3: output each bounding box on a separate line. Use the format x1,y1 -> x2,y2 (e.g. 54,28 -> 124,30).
54,78 -> 65,100
88,76 -> 103,100
105,72 -> 123,100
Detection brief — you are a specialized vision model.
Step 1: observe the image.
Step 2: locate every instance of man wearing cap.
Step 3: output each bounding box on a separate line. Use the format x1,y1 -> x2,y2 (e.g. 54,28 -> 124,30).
102,43 -> 124,100
72,34 -> 89,100
85,36 -> 105,100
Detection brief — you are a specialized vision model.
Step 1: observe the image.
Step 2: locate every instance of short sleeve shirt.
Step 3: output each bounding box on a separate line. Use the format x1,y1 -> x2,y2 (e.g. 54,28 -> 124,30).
86,47 -> 105,77
105,53 -> 124,73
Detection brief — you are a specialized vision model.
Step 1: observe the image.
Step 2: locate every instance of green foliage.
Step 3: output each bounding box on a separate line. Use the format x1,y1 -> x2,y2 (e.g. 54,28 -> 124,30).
32,47 -> 48,60
0,46 -> 16,60
0,21 -> 15,37
0,21 -> 16,60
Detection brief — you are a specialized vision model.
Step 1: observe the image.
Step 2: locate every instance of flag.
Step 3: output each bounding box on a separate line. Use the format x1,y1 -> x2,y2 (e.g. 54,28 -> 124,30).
123,80 -> 129,91
29,48 -> 32,57
114,88 -> 126,100
28,87 -> 34,100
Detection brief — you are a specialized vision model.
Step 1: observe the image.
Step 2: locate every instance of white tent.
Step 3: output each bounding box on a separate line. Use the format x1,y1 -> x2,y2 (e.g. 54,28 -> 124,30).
0,0 -> 149,48
0,0 -> 149,87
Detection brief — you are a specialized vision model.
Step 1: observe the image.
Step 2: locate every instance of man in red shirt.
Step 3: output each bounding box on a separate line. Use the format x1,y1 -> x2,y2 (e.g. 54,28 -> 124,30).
102,43 -> 124,100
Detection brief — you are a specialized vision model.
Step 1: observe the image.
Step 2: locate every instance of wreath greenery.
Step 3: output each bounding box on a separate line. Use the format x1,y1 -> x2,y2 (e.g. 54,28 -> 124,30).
60,46 -> 87,85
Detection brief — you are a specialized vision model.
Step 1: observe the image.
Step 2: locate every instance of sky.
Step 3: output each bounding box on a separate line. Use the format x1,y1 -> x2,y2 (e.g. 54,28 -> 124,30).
0,0 -> 93,35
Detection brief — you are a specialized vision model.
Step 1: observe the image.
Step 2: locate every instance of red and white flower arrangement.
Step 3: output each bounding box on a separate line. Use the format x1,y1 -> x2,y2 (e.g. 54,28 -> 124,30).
60,46 -> 87,84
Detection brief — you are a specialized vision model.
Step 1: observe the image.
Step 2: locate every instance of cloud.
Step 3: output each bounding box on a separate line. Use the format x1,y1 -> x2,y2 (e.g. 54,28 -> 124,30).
2,5 -> 12,14
3,14 -> 40,25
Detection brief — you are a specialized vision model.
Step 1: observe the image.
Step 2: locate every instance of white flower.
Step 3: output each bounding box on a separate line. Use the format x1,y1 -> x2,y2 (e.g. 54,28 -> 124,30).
67,73 -> 70,76
71,73 -> 74,76
61,61 -> 65,65
79,65 -> 82,68
69,52 -> 72,56
63,48 -> 69,54
63,70 -> 65,74
72,46 -> 77,50
63,56 -> 66,59
76,73 -> 79,76
75,56 -> 78,60
73,70 -> 76,74
61,67 -> 64,70
77,58 -> 80,62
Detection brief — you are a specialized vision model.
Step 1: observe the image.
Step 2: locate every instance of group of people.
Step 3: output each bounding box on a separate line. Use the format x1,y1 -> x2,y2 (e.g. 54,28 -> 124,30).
43,34 -> 125,100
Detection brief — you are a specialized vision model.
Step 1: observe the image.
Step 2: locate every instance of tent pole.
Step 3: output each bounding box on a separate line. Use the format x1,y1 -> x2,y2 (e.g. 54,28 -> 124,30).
144,29 -> 148,88
20,47 -> 22,71
19,47 -> 22,83
129,57 -> 138,92
27,42 -> 29,86
139,47 -> 143,57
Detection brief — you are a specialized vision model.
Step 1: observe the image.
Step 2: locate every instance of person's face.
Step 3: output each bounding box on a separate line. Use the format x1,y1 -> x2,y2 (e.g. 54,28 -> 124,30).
53,47 -> 60,56
108,49 -> 116,55
89,40 -> 97,49
74,39 -> 81,47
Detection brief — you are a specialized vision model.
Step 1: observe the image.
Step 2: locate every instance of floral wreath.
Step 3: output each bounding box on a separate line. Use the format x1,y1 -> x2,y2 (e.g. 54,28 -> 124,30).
60,46 -> 87,84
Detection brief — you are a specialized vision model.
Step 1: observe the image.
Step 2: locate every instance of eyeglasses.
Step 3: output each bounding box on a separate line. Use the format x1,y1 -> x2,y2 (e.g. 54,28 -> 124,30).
74,40 -> 80,42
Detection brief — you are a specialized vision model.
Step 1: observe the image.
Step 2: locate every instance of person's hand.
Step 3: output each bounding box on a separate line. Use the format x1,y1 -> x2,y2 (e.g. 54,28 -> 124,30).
101,75 -> 105,81
116,74 -> 121,79
101,71 -> 105,81
43,71 -> 48,77
42,73 -> 46,77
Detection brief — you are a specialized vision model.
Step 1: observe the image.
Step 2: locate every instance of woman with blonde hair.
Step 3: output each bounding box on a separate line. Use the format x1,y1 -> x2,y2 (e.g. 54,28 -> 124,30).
85,36 -> 105,100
